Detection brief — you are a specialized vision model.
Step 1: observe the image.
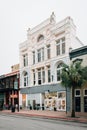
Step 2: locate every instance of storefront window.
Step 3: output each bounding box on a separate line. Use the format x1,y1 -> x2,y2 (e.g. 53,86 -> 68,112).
44,91 -> 66,111
57,92 -> 66,111
44,92 -> 57,110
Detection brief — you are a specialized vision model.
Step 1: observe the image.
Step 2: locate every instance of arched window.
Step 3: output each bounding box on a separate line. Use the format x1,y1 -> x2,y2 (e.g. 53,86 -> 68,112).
56,63 -> 63,81
37,35 -> 44,42
23,54 -> 28,67
23,72 -> 28,87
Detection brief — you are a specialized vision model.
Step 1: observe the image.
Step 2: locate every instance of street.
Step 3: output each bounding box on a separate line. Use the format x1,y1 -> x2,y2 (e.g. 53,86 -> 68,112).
0,115 -> 87,130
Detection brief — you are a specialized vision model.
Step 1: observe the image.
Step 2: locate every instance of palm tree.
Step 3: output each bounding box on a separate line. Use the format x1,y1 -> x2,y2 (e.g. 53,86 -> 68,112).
61,59 -> 87,117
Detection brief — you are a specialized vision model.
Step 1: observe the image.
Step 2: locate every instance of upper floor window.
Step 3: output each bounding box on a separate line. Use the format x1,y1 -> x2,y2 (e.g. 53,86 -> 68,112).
33,70 -> 36,85
42,68 -> 45,83
47,45 -> 50,59
75,89 -> 81,96
6,79 -> 9,88
56,37 -> 65,56
38,69 -> 41,85
37,35 -> 44,42
57,63 -> 63,81
42,48 -> 44,61
37,48 -> 44,63
23,54 -> 28,67
37,49 -> 41,62
10,78 -> 14,88
47,66 -> 51,83
33,51 -> 35,64
33,68 -> 45,85
62,37 -> 65,54
24,72 -> 28,87
84,89 -> 87,96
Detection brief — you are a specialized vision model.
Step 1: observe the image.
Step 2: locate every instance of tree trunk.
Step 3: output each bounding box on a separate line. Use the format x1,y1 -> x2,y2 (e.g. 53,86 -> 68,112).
71,87 -> 75,117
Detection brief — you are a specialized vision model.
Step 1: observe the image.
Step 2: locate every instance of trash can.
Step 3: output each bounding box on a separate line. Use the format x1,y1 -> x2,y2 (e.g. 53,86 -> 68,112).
11,106 -> 15,112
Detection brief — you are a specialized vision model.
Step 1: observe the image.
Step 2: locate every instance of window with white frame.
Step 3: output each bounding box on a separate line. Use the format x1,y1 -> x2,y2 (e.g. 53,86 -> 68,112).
42,48 -> 44,61
62,38 -> 65,54
47,66 -> 51,82
32,68 -> 45,85
33,51 -> 35,64
33,70 -> 36,85
57,63 -> 63,81
84,89 -> 87,96
38,69 -> 41,85
37,48 -> 44,62
37,49 -> 41,62
56,37 -> 65,56
42,68 -> 45,83
75,89 -> 81,96
56,39 -> 60,55
47,45 -> 50,59
23,72 -> 28,87
23,54 -> 28,67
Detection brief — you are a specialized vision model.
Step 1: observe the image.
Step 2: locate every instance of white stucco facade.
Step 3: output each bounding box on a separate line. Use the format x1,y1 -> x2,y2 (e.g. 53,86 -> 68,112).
19,13 -> 83,111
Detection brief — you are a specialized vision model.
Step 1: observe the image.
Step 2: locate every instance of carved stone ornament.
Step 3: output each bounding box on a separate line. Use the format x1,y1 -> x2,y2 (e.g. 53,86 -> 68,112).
50,12 -> 56,24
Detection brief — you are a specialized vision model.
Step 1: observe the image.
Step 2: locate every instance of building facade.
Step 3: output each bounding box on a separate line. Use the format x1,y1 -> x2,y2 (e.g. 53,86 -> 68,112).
70,46 -> 87,112
19,13 -> 83,111
0,64 -> 20,110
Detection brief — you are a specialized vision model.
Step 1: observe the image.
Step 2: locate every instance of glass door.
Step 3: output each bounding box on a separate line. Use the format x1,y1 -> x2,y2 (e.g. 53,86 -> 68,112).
84,97 -> 87,112
75,97 -> 81,112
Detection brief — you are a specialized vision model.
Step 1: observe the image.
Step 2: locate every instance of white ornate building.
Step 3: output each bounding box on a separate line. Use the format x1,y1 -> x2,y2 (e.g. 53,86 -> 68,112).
19,12 -> 83,111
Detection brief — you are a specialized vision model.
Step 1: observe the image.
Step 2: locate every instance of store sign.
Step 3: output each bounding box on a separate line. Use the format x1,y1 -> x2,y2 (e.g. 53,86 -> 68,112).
10,94 -> 18,98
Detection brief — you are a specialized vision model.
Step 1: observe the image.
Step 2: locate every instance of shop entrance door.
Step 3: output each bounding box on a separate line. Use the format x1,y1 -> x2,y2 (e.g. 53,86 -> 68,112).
33,100 -> 36,110
84,97 -> 87,112
75,97 -> 81,112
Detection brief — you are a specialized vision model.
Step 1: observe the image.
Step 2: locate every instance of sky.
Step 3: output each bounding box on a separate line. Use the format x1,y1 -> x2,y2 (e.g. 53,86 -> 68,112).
0,0 -> 87,75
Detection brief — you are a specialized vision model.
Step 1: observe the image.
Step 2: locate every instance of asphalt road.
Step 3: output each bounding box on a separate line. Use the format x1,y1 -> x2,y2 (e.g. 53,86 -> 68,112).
0,115 -> 87,130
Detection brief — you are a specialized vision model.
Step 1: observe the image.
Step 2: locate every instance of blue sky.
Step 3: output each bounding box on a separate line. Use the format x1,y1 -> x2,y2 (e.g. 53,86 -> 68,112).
0,0 -> 87,74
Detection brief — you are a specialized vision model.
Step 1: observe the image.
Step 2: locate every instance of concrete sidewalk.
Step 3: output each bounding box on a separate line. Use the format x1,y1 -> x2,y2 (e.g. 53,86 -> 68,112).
0,110 -> 87,123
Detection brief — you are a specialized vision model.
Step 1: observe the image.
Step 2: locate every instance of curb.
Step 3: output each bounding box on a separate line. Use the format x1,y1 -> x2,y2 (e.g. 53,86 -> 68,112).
0,111 -> 87,123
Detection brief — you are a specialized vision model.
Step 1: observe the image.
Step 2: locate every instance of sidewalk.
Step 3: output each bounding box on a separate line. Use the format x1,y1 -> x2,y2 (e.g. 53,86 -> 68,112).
0,109 -> 87,123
